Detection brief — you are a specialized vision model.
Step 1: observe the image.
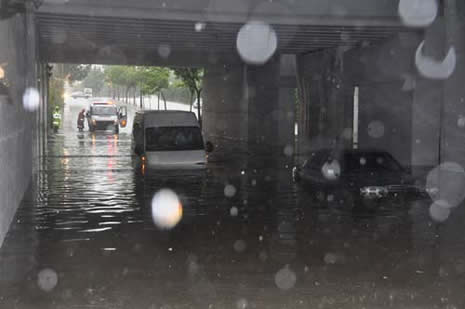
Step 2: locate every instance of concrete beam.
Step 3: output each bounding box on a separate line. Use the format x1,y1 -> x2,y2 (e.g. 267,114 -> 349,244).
39,0 -> 402,27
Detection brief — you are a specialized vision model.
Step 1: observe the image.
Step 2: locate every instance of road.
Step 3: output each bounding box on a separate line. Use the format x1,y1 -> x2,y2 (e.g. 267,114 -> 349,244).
0,98 -> 464,308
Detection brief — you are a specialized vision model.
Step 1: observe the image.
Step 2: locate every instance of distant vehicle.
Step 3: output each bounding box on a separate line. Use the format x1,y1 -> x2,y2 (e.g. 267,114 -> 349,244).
132,110 -> 213,169
86,101 -> 127,133
293,148 -> 424,209
71,91 -> 86,99
84,88 -> 92,98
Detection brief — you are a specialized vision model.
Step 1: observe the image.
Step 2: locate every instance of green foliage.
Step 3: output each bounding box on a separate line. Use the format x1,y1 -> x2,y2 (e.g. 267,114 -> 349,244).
54,64 -> 91,83
138,67 -> 170,95
103,65 -> 170,96
172,68 -> 203,95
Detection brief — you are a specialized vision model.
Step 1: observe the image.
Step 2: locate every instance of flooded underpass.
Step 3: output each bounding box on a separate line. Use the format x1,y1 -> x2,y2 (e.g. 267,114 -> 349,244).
0,101 -> 465,309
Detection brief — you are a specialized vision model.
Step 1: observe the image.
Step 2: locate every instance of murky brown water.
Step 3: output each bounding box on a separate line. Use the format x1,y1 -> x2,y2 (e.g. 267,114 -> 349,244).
0,101 -> 464,308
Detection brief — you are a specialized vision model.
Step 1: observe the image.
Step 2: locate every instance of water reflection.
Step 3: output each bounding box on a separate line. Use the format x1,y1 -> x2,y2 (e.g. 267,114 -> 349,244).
0,105 -> 464,308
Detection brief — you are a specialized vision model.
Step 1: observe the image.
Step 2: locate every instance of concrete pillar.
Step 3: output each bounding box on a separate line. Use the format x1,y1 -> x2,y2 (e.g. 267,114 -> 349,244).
203,62 -> 249,160
0,7 -> 39,246
203,55 -> 296,160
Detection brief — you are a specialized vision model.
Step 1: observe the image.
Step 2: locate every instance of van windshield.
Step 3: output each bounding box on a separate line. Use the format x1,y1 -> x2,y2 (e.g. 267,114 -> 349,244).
145,126 -> 204,151
92,105 -> 116,115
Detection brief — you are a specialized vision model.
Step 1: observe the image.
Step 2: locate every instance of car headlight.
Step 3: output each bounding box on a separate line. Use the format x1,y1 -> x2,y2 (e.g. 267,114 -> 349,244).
360,186 -> 388,198
92,119 -> 96,125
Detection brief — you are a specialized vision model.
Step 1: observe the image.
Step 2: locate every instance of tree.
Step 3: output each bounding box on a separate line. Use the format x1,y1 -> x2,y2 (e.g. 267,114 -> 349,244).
104,66 -> 130,101
82,68 -> 105,96
54,64 -> 91,83
172,68 -> 203,126
138,67 -> 170,109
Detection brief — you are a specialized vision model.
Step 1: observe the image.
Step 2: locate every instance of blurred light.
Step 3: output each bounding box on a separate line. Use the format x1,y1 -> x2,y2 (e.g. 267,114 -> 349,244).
0,65 -> 4,79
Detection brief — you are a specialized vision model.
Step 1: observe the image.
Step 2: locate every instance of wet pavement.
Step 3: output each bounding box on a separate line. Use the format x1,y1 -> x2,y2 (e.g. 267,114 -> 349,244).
1,99 -> 465,309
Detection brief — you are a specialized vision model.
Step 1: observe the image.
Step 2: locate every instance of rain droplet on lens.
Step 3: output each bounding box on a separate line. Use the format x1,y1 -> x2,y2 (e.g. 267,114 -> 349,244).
367,120 -> 385,139
274,265 -> 297,291
236,21 -> 277,65
426,162 -> 465,207
457,115 -> 465,128
158,44 -> 171,59
224,184 -> 237,198
236,298 -> 248,309
415,41 -> 456,80
321,160 -> 341,181
230,206 -> 239,217
195,22 -> 206,32
233,240 -> 247,253
23,87 -> 40,111
398,0 -> 438,28
37,268 -> 58,292
324,252 -> 337,265
151,189 -> 183,230
284,144 -> 294,157
429,201 -> 451,222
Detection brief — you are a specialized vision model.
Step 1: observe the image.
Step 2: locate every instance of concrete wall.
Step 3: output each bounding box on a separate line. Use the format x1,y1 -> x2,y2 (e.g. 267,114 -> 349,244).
0,8 -> 40,246
297,32 -> 424,167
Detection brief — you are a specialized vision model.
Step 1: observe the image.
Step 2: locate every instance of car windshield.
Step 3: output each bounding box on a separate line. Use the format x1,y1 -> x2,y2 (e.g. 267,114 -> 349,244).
92,105 -> 116,115
145,126 -> 204,151
344,152 -> 402,172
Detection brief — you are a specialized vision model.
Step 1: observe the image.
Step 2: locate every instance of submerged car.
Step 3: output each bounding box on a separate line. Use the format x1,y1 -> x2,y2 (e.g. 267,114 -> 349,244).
293,148 -> 424,209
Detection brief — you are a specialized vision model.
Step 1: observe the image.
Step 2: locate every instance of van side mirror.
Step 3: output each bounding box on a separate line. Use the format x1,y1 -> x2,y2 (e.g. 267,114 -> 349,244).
205,141 -> 214,153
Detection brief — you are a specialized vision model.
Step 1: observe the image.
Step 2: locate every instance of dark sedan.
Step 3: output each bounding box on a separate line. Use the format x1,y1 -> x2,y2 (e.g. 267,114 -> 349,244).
293,148 -> 424,209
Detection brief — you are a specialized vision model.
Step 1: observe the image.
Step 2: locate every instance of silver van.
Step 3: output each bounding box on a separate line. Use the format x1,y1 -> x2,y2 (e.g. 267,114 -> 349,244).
132,110 -> 212,169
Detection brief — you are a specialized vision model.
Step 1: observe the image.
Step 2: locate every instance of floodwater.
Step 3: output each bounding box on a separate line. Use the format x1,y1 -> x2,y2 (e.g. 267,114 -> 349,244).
0,100 -> 464,309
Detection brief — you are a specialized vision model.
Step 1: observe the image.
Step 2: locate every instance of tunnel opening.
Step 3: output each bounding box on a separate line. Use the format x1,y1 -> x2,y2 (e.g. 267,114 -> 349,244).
2,1 -> 465,308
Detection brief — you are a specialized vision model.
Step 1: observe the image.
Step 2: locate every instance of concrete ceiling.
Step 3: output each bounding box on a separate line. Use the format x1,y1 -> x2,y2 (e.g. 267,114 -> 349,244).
36,0 -> 412,66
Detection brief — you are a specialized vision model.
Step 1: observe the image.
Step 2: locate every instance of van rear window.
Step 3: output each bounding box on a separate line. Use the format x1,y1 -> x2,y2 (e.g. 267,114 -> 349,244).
145,126 -> 204,151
